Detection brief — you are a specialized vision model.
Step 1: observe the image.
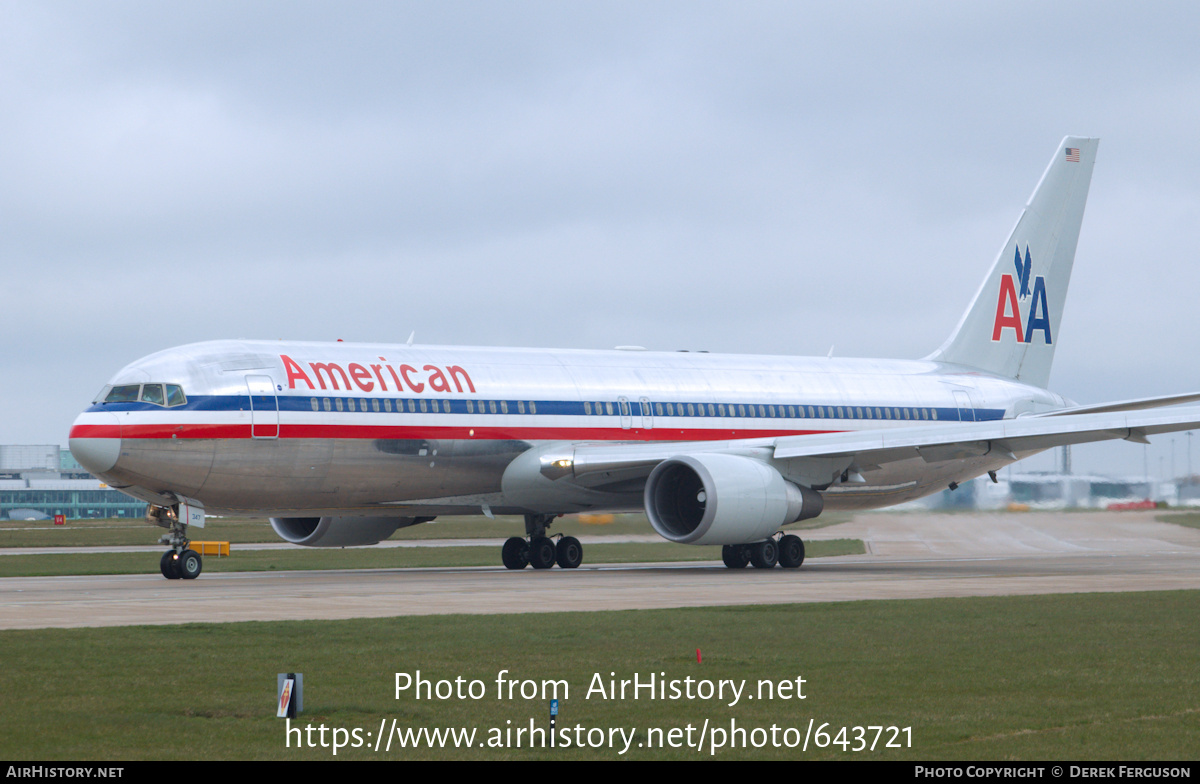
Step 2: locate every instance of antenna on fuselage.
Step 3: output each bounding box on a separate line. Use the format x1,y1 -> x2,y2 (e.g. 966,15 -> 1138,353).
827,345 -> 834,358
406,331 -> 415,346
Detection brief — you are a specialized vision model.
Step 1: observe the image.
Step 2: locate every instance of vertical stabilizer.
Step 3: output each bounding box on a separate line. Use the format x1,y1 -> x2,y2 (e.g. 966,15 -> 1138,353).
927,137 -> 1098,388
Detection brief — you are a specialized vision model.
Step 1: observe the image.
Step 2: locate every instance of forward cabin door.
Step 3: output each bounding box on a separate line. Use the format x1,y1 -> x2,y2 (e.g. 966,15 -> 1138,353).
247,375 -> 280,439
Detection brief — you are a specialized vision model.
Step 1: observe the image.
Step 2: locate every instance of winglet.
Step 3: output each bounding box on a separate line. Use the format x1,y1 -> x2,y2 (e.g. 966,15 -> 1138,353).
928,137 -> 1099,388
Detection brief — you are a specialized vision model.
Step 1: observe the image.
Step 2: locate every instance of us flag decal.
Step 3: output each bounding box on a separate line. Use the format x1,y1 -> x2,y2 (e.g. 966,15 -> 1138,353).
1065,147 -> 1080,162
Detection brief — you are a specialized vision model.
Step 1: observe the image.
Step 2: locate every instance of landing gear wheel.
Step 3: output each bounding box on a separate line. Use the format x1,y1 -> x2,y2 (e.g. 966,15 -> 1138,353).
721,544 -> 750,569
178,549 -> 203,580
778,535 -> 805,569
556,536 -> 583,569
160,550 -> 182,579
750,539 -> 779,569
501,537 -> 530,570
528,537 -> 557,570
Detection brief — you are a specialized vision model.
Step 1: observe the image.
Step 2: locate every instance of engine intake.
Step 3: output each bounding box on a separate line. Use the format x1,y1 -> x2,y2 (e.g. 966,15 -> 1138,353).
644,454 -> 822,545
270,516 -> 425,547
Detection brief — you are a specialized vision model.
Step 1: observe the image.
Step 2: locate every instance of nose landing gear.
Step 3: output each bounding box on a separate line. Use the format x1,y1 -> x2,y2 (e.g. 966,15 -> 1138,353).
150,504 -> 203,580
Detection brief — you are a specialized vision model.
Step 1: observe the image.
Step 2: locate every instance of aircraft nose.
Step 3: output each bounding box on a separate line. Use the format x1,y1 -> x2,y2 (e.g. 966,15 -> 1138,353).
69,412 -> 122,475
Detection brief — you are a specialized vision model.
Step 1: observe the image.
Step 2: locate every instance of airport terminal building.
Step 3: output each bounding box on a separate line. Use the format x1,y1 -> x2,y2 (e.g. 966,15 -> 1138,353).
0,445 -> 146,521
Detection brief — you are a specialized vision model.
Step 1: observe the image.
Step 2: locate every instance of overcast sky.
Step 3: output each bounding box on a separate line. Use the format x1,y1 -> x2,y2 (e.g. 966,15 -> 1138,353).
4,1 -> 1199,478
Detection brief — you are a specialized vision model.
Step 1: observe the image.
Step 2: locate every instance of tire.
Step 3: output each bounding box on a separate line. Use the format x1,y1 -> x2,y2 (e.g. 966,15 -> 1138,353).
160,550 -> 181,579
556,536 -> 583,569
749,539 -> 778,569
178,549 -> 203,580
528,537 -> 557,570
501,537 -> 530,570
778,535 -> 805,569
721,544 -> 750,569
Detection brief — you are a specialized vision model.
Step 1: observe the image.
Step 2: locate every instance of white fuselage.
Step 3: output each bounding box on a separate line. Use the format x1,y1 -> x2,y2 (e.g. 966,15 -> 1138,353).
69,339 -> 1067,517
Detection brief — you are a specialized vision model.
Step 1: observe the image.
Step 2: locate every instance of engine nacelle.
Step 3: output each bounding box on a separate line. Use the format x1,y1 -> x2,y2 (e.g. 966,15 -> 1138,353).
644,454 -> 822,545
270,516 -> 422,547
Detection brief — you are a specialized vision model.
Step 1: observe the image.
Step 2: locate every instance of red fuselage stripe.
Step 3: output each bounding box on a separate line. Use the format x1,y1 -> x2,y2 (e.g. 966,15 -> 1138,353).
69,423 -> 842,441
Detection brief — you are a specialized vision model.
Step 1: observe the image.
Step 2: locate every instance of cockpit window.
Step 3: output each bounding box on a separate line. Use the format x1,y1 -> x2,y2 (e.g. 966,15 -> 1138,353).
105,385 -> 141,403
103,383 -> 186,406
141,384 -> 165,405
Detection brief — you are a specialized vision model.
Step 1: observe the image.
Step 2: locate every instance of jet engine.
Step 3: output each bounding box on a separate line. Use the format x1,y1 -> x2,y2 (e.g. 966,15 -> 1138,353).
644,453 -> 822,545
269,516 -> 424,547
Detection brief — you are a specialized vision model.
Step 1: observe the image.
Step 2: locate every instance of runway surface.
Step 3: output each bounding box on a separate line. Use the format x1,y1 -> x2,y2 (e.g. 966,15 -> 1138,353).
3,511 -> 1200,630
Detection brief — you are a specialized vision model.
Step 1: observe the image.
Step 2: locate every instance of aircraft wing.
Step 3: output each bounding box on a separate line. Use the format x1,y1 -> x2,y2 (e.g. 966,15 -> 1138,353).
550,405 -> 1200,482
1033,391 -> 1200,418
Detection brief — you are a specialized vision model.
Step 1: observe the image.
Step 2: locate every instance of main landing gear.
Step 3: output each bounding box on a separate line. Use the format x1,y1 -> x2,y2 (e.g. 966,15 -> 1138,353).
501,514 -> 584,570
149,505 -> 203,580
721,533 -> 805,570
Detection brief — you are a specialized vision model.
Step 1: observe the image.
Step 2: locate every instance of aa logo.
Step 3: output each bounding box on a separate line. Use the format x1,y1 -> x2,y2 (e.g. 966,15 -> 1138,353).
992,245 -> 1052,344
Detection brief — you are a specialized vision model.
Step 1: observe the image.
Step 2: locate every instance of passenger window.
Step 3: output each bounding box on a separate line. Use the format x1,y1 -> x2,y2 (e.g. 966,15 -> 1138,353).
788,406 -> 796,418
605,402 -> 613,415
490,401 -> 498,414
165,384 -> 186,407
655,403 -> 663,416
385,398 -> 392,412
311,398 -> 319,412
419,399 -> 428,413
372,399 -> 380,413
407,399 -> 416,413
932,408 -> 938,420
335,398 -> 344,412
708,403 -> 715,416
518,401 -> 526,414
323,398 -> 332,412
856,407 -> 863,419
737,404 -> 745,417
922,409 -> 928,420
584,402 -> 591,415
529,401 -> 537,414
767,405 -> 776,418
808,406 -> 815,418
666,403 -> 674,416
467,400 -> 475,413
501,401 -> 508,414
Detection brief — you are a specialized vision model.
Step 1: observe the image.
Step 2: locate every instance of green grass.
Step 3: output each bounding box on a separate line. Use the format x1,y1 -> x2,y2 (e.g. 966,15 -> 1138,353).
1158,512 -> 1200,530
0,590 -> 1196,760
0,539 -> 865,577
0,511 -> 854,548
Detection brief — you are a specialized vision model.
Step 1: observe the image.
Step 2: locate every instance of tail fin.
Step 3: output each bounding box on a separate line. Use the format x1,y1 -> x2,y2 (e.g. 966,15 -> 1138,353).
928,136 -> 1098,388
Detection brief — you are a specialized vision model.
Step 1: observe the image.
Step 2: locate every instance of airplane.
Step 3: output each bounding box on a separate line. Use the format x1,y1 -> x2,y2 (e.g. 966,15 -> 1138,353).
68,136 -> 1200,580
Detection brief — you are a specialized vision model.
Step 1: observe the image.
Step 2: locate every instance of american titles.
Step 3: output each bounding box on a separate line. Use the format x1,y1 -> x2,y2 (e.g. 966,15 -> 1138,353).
281,354 -> 476,394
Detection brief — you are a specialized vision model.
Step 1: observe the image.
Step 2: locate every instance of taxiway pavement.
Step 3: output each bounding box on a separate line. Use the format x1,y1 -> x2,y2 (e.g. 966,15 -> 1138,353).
2,511 -> 1198,629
